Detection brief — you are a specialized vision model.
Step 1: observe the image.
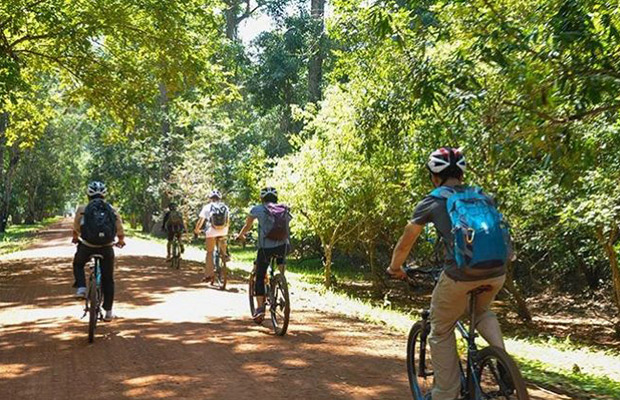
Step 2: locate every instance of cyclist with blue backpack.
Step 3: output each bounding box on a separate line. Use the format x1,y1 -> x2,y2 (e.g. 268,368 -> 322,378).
72,181 -> 126,322
194,190 -> 230,283
236,187 -> 292,322
387,148 -> 512,400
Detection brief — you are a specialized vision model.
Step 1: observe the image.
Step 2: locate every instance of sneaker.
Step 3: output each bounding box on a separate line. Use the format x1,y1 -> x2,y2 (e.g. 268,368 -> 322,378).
252,306 -> 265,323
103,310 -> 115,322
75,287 -> 87,299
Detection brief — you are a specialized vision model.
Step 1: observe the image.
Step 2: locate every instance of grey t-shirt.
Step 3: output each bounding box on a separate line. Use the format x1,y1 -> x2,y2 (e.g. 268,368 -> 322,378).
411,185 -> 506,281
249,204 -> 292,249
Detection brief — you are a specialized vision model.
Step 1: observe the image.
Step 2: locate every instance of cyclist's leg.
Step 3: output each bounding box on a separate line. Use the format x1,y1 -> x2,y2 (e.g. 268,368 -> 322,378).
166,230 -> 174,259
219,236 -> 229,261
428,272 -> 469,400
99,246 -> 115,312
177,232 -> 184,253
204,236 -> 216,279
254,248 -> 270,309
72,243 -> 91,291
470,274 -> 506,349
218,237 -> 228,277
275,244 -> 287,274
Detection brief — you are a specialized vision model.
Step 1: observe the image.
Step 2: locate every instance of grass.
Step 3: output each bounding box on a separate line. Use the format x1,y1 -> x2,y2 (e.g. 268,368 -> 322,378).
126,232 -> 620,398
0,217 -> 62,255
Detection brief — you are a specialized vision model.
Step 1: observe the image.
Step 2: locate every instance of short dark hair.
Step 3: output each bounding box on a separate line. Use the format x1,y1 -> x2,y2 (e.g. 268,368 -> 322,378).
88,194 -> 104,201
262,193 -> 278,203
435,165 -> 464,182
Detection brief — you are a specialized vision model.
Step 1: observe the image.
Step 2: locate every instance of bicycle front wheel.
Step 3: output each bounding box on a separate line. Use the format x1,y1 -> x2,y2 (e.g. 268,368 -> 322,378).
270,274 -> 290,336
407,321 -> 433,399
87,279 -> 98,343
476,346 -> 529,400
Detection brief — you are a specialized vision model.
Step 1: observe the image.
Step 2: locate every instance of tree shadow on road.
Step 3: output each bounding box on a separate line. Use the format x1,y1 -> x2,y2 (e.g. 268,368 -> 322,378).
0,312 -> 411,400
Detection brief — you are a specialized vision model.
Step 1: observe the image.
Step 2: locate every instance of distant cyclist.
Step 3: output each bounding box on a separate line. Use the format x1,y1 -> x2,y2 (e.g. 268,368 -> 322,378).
387,147 -> 511,400
236,187 -> 292,322
72,181 -> 125,322
162,202 -> 185,261
194,190 -> 230,283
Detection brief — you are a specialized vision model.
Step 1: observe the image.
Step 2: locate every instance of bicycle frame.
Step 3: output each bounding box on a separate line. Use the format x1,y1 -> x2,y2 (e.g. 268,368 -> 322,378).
409,268 -> 486,400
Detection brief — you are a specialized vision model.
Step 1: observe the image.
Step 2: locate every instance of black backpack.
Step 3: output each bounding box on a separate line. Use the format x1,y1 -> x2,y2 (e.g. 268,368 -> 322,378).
81,199 -> 117,245
210,203 -> 228,227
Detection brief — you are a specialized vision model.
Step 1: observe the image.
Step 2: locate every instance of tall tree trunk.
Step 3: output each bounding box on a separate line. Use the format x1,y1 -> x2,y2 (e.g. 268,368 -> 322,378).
0,112 -> 7,232
503,262 -> 532,322
141,211 -> 153,233
225,5 -> 239,40
159,82 -> 172,208
598,226 -> 620,311
323,241 -> 333,288
0,144 -> 19,232
366,241 -> 383,294
308,0 -> 326,103
280,82 -> 293,135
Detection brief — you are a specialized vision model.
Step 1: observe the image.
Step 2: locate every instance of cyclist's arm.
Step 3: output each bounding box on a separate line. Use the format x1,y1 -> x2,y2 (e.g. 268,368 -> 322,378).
113,208 -> 126,247
194,217 -> 205,234
388,222 -> 424,273
162,211 -> 169,230
237,215 -> 256,239
72,206 -> 83,242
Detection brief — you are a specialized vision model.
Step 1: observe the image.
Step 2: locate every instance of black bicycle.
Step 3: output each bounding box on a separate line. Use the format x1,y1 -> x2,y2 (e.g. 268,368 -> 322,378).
170,235 -> 182,269
248,257 -> 290,336
82,254 -> 104,343
401,266 -> 529,400
212,236 -> 227,290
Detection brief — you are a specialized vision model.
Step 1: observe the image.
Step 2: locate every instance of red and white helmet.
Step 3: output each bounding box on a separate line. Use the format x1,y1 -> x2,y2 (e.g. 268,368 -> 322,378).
426,147 -> 466,174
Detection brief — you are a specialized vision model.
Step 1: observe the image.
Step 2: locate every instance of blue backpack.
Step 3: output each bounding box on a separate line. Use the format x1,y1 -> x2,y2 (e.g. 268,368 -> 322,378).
431,186 -> 511,270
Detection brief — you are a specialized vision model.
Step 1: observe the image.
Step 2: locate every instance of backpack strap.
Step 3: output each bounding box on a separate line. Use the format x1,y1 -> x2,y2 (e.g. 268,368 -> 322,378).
430,186 -> 456,199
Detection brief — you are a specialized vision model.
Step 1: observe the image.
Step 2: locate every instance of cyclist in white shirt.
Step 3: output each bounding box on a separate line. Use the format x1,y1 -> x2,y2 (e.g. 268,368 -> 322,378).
194,190 -> 230,283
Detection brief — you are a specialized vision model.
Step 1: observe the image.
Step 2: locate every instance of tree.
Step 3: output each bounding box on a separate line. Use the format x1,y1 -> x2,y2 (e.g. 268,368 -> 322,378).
308,0 -> 326,103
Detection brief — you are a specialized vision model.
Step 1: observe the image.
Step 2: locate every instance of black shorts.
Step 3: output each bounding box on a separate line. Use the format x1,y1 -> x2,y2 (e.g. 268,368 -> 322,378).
167,229 -> 183,241
256,245 -> 287,269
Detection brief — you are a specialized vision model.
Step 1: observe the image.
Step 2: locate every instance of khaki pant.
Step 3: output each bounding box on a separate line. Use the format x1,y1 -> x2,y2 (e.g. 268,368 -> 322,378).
430,272 -> 506,400
205,236 -> 227,277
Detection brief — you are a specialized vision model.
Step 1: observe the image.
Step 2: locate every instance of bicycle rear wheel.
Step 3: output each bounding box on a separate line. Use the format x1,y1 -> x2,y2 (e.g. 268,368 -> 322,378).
407,321 -> 433,399
87,277 -> 98,343
476,346 -> 529,400
218,257 -> 227,290
172,241 -> 181,269
248,272 -> 257,319
270,273 -> 290,336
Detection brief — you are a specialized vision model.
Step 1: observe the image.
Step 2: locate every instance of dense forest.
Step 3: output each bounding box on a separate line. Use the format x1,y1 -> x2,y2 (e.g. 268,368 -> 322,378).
2,0 -> 619,331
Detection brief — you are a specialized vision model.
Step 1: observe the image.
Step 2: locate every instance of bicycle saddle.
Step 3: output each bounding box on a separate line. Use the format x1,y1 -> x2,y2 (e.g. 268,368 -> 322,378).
468,285 -> 493,295
91,254 -> 104,259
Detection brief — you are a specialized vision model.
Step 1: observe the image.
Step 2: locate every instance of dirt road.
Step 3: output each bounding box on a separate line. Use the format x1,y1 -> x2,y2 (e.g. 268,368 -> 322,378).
0,220 -> 566,399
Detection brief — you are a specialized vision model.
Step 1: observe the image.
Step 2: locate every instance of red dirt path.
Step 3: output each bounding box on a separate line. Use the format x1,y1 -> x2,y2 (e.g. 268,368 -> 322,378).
0,220 -> 566,399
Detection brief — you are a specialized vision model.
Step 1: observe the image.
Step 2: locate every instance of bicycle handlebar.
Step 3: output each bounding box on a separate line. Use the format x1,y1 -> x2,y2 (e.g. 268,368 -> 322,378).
386,264 -> 442,286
